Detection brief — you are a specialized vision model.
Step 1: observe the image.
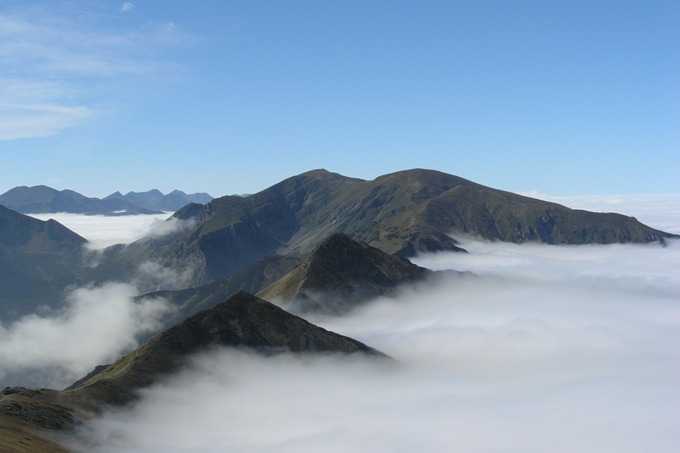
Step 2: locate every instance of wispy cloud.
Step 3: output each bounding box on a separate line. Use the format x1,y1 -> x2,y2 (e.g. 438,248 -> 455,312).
120,2 -> 134,13
0,101 -> 96,141
0,6 -> 190,141
144,216 -> 197,240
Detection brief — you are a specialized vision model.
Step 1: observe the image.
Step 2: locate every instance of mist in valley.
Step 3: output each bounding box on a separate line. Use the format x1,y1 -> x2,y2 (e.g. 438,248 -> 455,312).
0,282 -> 171,389
67,239 -> 680,452
4,199 -> 679,451
0,212 -> 186,388
28,212 -> 174,250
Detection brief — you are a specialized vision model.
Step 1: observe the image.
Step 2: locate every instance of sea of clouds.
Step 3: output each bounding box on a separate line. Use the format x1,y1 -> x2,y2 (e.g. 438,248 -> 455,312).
0,212 -> 187,388
0,283 -> 171,388
67,238 -> 680,452
28,211 -> 177,249
9,195 -> 680,451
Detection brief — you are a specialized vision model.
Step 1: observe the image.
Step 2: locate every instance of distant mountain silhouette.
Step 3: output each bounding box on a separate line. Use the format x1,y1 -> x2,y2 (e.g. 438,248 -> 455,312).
0,185 -> 160,215
104,189 -> 213,211
0,185 -> 213,215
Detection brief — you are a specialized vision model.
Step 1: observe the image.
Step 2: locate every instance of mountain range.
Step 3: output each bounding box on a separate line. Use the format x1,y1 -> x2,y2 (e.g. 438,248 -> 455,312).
94,168 -> 675,289
1,168 -> 677,451
3,168 -> 676,323
103,189 -> 213,212
0,186 -> 213,215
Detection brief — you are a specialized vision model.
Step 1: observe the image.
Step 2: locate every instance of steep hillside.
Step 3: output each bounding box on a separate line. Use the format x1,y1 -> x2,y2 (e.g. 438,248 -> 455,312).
100,169 -> 675,289
140,254 -> 301,331
0,291 -> 383,451
67,291 -> 384,406
0,205 -> 88,320
259,233 -> 430,314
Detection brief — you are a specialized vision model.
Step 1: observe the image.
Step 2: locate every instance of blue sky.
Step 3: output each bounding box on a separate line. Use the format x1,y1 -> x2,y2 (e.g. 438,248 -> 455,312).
0,0 -> 678,198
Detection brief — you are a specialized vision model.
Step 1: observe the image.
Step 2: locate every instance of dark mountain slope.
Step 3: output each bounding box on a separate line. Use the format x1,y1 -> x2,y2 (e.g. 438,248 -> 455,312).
259,233 -> 430,314
419,182 -> 668,244
66,291 -> 383,407
0,291 -> 383,451
97,168 -> 676,289
139,254 -> 301,331
0,185 -> 160,215
0,205 -> 88,320
99,170 -> 362,285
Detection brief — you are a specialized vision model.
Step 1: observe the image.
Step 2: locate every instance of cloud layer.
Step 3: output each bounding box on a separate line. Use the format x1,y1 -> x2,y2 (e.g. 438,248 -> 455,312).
68,239 -> 680,452
519,192 -> 680,234
0,282 -> 171,389
29,212 -> 173,249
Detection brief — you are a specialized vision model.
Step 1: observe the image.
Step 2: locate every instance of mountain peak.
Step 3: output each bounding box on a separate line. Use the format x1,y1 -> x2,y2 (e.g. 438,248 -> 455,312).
67,291 -> 383,406
259,233 -> 430,314
104,191 -> 124,199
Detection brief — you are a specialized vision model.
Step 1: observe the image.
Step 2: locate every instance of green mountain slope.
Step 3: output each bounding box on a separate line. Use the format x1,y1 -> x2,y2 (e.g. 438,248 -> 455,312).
100,169 -> 675,289
0,291 -> 383,451
259,233 -> 430,315
67,291 -> 384,406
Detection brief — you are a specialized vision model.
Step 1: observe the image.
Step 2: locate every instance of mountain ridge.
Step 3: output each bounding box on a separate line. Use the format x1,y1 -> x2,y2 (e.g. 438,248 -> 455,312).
104,189 -> 213,211
259,233 -> 432,315
66,290 -> 385,406
100,168 -> 676,288
0,185 -> 213,215
0,291 -> 385,452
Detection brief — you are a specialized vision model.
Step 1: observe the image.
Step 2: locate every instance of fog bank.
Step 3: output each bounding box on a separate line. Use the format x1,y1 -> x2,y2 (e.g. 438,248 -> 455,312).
69,239 -> 680,452
28,212 -> 173,249
0,283 -> 171,389
518,192 -> 680,234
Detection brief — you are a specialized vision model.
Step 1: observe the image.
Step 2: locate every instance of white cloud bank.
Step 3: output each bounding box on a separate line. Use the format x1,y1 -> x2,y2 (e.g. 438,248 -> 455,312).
29,212 -> 174,249
0,282 -> 171,389
68,239 -> 680,452
6,195 -> 677,451
519,192 -> 680,234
